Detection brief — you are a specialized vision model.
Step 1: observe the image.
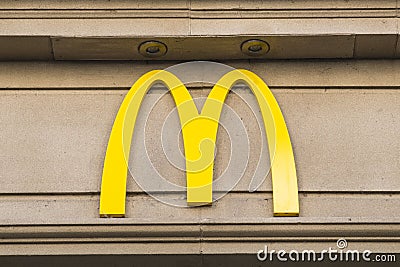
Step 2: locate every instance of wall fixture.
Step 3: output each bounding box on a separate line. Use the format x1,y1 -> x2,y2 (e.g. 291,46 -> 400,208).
139,41 -> 168,58
241,39 -> 270,56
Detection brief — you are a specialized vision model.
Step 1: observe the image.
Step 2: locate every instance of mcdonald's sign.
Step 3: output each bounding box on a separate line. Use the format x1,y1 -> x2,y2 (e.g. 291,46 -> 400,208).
99,68 -> 299,217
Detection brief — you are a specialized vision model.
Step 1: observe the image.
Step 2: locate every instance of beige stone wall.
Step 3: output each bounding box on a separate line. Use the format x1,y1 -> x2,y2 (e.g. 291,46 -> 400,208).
0,0 -> 399,260
0,0 -> 399,60
0,61 -> 399,256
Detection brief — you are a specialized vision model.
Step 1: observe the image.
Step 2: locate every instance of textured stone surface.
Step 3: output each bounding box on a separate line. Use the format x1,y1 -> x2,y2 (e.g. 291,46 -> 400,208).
0,0 -> 399,60
0,57 -> 399,257
1,61 -> 400,89
0,88 -> 398,193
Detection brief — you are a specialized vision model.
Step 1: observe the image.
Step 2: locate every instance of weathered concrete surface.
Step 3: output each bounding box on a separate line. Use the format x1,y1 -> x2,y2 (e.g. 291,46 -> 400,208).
0,0 -> 399,260
0,193 -> 399,225
0,89 -> 398,193
1,61 -> 400,89
0,1 -> 399,60
0,60 -> 399,256
51,36 -> 355,60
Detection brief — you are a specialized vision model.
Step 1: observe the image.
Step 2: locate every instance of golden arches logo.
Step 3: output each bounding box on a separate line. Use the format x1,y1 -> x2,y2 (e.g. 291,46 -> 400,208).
99,69 -> 299,217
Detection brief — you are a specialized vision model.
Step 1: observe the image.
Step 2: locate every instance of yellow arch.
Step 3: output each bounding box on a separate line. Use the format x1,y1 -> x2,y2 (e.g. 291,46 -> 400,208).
99,69 -> 299,217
